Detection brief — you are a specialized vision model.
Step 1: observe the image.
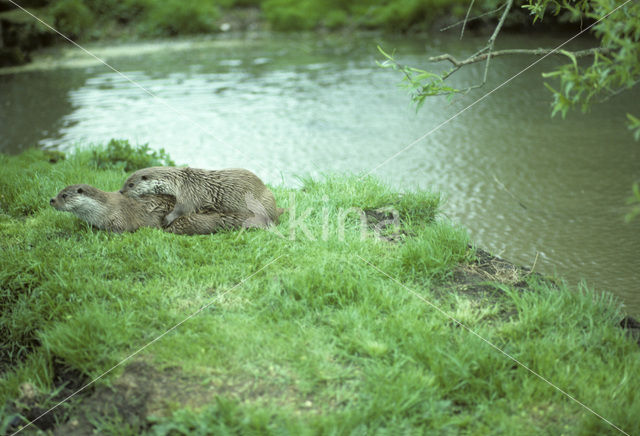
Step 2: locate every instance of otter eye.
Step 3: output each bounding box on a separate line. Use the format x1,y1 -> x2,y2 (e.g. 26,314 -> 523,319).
128,183 -> 134,188
141,176 -> 148,181
77,188 -> 83,194
61,194 -> 67,199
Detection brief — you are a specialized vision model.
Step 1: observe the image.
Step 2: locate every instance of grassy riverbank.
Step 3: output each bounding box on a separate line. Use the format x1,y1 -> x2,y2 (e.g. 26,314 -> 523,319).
1,144 -> 640,434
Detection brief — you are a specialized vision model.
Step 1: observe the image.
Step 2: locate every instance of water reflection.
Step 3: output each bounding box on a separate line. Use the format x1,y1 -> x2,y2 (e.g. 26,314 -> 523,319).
0,69 -> 85,151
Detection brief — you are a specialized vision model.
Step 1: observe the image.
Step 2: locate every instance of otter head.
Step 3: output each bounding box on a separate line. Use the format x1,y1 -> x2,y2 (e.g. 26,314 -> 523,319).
50,184 -> 88,211
50,184 -> 108,221
50,184 -> 114,229
120,167 -> 174,198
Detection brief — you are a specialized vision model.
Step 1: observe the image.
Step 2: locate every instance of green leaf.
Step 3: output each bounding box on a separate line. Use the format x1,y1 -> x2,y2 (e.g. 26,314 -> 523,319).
414,72 -> 443,83
627,113 -> 640,141
559,49 -> 578,71
541,71 -> 562,78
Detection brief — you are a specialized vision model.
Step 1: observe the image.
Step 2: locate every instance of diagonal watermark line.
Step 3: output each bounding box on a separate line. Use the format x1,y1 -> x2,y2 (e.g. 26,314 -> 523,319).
356,254 -> 630,436
11,255 -> 283,436
362,0 -> 633,179
5,0 -> 270,176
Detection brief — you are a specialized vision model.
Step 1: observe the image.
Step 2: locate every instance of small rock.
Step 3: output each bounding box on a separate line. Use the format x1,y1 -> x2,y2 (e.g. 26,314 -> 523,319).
19,382 -> 38,402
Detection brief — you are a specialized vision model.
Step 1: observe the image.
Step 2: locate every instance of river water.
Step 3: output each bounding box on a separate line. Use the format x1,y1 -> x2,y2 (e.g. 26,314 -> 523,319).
1,32 -> 639,314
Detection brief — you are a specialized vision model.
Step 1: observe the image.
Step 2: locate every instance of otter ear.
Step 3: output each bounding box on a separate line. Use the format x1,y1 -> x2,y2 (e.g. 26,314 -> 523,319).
77,188 -> 84,194
141,175 -> 148,181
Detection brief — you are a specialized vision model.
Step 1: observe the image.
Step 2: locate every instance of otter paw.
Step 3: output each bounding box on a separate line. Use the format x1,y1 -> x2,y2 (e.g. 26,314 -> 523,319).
242,214 -> 272,229
163,213 -> 179,227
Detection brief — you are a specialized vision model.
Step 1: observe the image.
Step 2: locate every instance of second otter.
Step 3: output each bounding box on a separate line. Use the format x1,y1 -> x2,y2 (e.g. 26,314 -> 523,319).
119,167 -> 280,227
50,184 -> 253,235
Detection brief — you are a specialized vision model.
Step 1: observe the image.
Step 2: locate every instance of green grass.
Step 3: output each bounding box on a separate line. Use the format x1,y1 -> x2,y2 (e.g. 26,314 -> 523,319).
1,145 -> 639,435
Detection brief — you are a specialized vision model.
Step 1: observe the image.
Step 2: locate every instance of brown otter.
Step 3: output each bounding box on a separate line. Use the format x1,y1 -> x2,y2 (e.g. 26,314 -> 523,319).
119,167 -> 280,227
167,211 -> 254,235
50,184 -> 252,235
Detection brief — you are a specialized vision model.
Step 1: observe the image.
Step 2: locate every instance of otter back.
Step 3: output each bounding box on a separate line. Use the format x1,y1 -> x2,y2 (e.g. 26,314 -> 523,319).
120,166 -> 280,227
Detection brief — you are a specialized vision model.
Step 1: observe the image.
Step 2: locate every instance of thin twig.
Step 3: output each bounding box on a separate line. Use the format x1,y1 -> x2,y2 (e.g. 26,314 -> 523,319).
529,252 -> 540,274
441,65 -> 461,81
440,4 -> 506,32
598,79 -> 640,103
460,0 -> 476,40
492,173 -> 528,210
428,47 -> 611,68
483,0 -> 514,84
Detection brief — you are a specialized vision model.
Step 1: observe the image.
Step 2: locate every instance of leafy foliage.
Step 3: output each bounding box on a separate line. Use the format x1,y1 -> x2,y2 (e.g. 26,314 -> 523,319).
51,0 -> 94,39
262,0 -> 469,31
262,0 -> 323,31
139,0 -> 221,36
507,1 -> 640,222
46,0 -> 227,38
379,0 -> 640,218
44,0 -> 476,37
378,46 -> 460,109
627,111 -> 640,141
528,1 -> 640,122
89,138 -> 175,172
381,0 -> 640,128
625,182 -> 640,222
81,0 -> 147,23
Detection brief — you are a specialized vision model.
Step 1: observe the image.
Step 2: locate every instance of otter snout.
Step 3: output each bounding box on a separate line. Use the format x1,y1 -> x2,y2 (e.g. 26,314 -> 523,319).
50,198 -> 56,206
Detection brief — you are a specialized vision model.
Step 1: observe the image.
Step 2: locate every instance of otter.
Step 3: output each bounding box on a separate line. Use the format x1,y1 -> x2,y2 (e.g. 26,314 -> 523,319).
167,210 -> 254,235
119,167 -> 280,227
50,184 -> 253,235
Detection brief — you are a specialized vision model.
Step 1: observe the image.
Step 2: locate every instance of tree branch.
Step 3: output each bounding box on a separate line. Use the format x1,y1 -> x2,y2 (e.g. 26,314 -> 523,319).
439,4 -> 506,32
429,47 -> 612,68
460,0 -> 476,40
598,79 -> 640,103
483,0 -> 513,84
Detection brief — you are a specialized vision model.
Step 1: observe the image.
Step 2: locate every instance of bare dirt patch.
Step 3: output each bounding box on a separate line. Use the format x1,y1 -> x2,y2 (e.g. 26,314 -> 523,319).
50,360 -> 211,435
10,358 -> 320,434
8,360 -> 87,434
435,246 -> 555,322
450,247 -> 534,297
620,316 -> 640,345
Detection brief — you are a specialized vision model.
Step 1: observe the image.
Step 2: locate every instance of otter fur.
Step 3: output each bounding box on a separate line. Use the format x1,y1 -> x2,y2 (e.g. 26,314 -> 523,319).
119,167 -> 280,227
50,184 -> 253,235
167,211 -> 254,235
